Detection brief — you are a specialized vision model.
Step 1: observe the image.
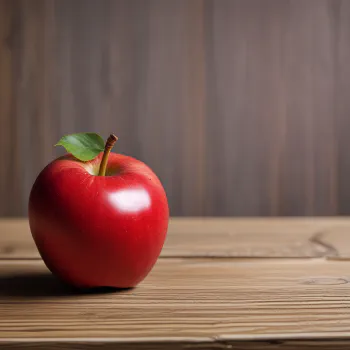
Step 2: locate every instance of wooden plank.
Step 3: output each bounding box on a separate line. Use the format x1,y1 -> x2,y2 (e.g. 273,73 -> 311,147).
0,219 -> 38,259
163,217 -> 348,258
2,339 -> 350,350
1,259 -> 350,347
318,227 -> 350,259
2,218 -> 350,259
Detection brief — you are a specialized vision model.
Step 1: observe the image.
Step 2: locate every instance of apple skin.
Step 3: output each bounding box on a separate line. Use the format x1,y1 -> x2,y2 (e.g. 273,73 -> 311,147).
29,152 -> 169,288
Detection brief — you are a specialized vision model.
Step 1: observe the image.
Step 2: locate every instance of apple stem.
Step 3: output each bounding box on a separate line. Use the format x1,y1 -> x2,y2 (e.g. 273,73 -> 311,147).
98,134 -> 118,176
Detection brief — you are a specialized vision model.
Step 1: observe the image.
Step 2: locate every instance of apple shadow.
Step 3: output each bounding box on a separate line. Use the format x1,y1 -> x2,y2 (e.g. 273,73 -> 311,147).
0,272 -> 132,298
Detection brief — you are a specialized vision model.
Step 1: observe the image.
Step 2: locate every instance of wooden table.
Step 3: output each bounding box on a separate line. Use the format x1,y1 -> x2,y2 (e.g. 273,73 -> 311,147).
1,218 -> 350,349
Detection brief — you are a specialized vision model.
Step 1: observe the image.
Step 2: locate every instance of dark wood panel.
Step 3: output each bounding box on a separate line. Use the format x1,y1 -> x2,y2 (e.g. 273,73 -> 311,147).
0,0 -> 350,216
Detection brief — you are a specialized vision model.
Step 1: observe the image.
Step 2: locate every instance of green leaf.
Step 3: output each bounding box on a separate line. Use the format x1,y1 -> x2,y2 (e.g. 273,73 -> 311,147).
55,133 -> 105,161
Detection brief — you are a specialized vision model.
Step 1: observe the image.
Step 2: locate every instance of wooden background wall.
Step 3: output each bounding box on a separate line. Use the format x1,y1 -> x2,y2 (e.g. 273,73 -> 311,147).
1,0 -> 350,217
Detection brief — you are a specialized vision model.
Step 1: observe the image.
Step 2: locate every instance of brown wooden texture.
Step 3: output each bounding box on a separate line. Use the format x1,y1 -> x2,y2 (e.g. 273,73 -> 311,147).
2,218 -> 350,259
4,340 -> 350,350
1,0 -> 350,216
3,341 -> 350,350
1,259 -> 350,348
1,218 -> 350,348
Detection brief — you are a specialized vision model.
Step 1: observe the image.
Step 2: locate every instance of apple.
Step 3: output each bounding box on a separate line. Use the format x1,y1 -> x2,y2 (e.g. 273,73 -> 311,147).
29,133 -> 169,288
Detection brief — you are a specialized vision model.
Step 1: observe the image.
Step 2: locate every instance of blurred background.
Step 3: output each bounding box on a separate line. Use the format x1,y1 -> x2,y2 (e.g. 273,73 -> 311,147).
0,0 -> 349,217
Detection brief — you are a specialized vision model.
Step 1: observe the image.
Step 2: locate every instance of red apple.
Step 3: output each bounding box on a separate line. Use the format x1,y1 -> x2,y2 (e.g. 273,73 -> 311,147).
29,134 -> 169,288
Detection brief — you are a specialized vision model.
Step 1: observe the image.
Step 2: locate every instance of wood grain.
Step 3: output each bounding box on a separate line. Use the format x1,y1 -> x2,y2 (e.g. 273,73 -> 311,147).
2,218 -> 350,259
3,339 -> 350,350
2,218 -> 350,347
1,259 -> 350,346
1,0 -> 350,216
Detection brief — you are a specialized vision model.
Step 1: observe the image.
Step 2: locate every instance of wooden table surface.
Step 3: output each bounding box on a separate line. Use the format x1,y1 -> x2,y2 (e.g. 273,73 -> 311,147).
1,218 -> 350,349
